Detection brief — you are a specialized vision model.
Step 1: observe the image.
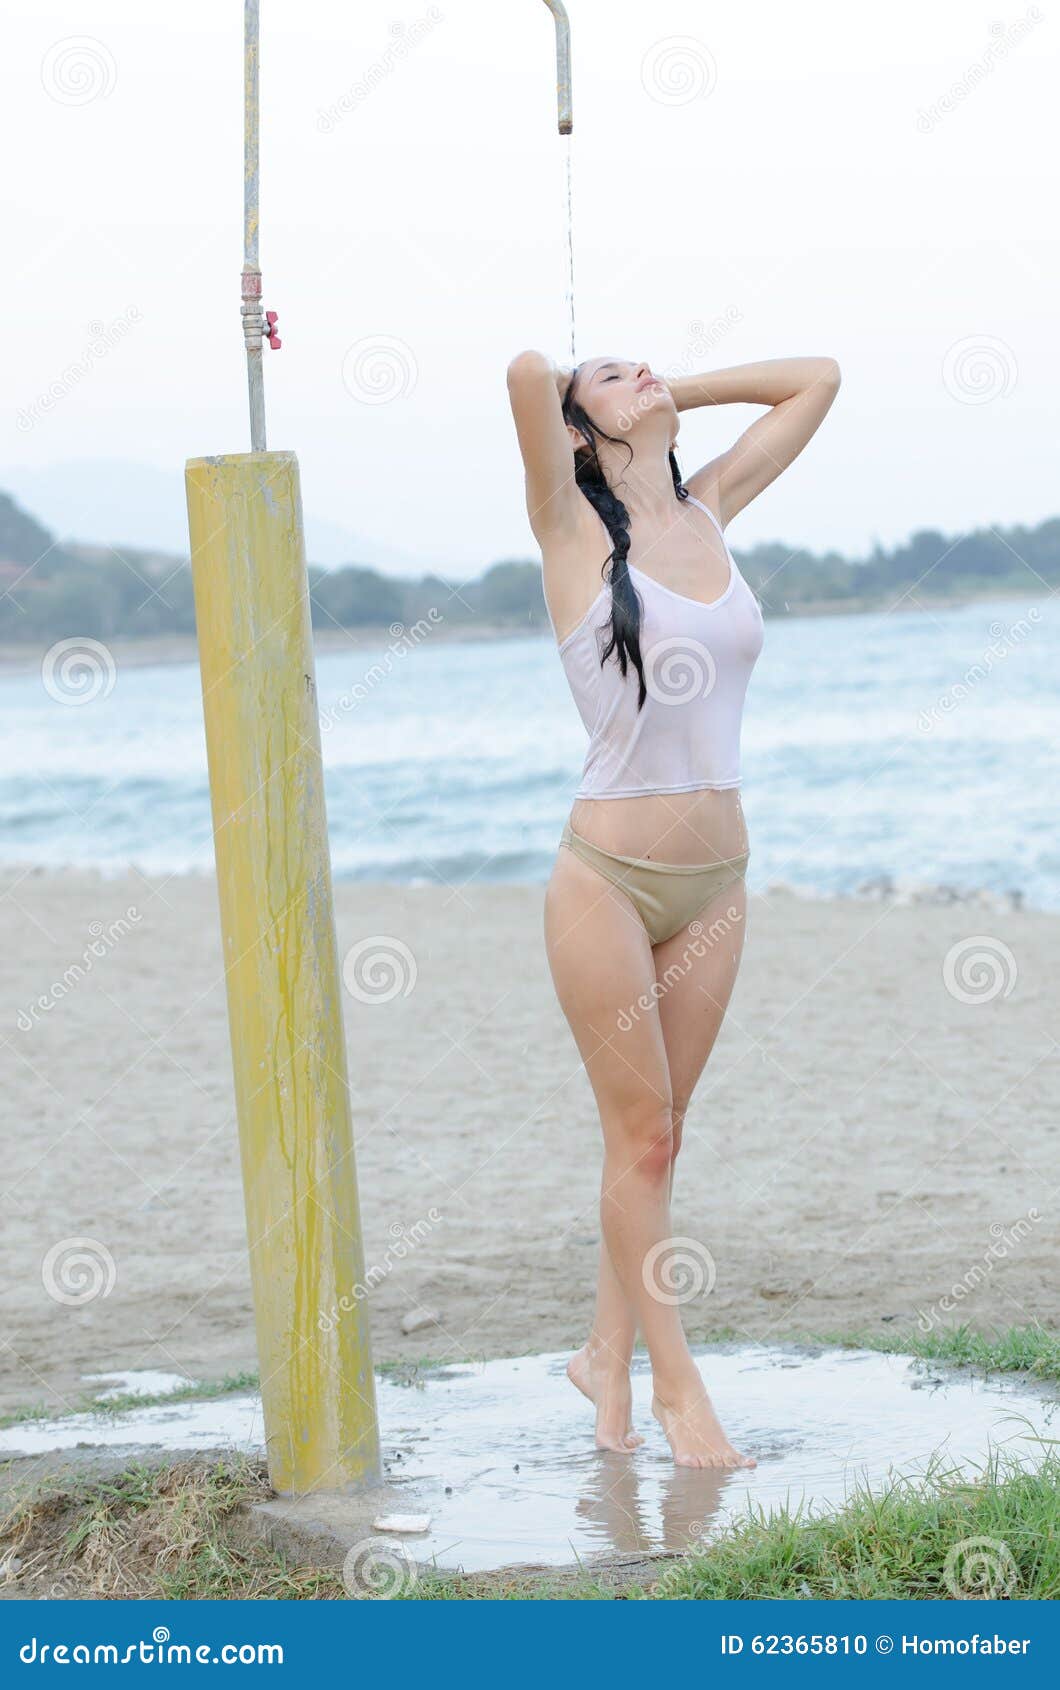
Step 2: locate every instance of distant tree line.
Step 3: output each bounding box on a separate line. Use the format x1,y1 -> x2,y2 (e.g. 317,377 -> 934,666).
1,488 -> 1057,646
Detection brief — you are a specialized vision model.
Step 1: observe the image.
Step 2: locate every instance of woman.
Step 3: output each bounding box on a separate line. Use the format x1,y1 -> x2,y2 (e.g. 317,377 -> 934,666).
506,351 -> 841,1468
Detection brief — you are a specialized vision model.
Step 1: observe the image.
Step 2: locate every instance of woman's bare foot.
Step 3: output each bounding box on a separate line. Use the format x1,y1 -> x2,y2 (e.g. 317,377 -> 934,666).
651,1378 -> 756,1470
567,1345 -> 644,1452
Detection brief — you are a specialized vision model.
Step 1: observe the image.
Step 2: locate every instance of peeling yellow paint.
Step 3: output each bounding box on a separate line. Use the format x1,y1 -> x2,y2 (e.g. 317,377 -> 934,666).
185,451 -> 380,1495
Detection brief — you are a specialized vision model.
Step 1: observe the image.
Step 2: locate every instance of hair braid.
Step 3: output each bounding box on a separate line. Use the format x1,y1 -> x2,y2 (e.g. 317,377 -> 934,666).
562,370 -> 687,711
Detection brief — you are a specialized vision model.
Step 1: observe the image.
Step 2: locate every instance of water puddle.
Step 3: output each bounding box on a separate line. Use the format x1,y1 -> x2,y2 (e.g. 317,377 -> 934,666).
2,1345 -> 1055,1572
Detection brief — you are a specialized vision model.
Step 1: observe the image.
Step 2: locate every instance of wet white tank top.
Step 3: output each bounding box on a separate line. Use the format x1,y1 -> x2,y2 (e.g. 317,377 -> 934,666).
553,496 -> 764,800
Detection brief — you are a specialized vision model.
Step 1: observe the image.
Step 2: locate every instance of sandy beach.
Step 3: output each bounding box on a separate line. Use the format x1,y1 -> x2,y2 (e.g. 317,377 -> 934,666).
1,869 -> 1055,1418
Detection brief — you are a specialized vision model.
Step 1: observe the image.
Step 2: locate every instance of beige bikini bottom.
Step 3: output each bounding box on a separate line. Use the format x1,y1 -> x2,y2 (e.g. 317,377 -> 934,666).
558,820 -> 749,946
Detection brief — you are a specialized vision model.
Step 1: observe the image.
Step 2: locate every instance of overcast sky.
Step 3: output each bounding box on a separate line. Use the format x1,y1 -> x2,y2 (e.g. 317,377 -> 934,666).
2,0 -> 1056,572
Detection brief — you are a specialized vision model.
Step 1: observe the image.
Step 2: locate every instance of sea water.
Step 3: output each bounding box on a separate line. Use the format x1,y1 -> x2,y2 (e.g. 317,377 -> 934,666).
0,593 -> 1056,907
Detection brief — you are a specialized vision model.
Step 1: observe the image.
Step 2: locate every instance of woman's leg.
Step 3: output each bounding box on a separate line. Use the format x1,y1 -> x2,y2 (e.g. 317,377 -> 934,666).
647,878 -> 753,1465
568,1230 -> 643,1449
545,848 -> 753,1467
545,849 -> 658,1450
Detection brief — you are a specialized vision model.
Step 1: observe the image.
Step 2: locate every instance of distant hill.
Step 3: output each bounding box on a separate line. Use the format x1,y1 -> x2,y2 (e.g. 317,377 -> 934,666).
1,487 -> 1056,646
0,459 -> 424,571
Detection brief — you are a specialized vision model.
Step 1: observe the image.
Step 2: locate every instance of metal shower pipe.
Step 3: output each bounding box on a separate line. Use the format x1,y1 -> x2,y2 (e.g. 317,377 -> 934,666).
240,1 -> 573,449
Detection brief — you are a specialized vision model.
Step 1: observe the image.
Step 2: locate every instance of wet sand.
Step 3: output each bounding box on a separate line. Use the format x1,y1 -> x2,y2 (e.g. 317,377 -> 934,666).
0,869 -> 1055,1415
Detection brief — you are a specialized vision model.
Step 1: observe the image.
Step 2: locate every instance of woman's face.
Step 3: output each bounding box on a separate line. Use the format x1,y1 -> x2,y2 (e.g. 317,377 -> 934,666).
568,356 -> 677,445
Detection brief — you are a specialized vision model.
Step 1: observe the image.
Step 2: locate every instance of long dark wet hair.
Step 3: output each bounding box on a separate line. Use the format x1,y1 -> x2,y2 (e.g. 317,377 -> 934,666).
562,364 -> 688,710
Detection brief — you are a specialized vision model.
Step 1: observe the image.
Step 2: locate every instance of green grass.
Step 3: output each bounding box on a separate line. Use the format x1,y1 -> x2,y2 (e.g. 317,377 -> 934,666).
0,1371 -> 259,1430
3,1323 -> 1059,1600
3,1428 -> 1058,1600
649,1449 -> 1060,1602
1,1454 -> 347,1600
0,1360 -> 467,1429
804,1323 -> 1060,1383
664,1322 -> 1060,1387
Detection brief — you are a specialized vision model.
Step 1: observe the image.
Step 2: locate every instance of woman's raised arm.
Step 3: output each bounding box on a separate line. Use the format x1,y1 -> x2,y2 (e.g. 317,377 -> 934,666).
506,350 -> 582,542
671,356 -> 841,527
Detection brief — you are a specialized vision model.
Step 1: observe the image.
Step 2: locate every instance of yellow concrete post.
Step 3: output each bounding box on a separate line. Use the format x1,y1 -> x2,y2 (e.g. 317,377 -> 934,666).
185,450 -> 380,1495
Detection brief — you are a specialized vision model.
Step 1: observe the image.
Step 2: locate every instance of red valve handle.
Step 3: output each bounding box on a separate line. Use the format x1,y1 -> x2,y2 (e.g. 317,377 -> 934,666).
265,309 -> 282,350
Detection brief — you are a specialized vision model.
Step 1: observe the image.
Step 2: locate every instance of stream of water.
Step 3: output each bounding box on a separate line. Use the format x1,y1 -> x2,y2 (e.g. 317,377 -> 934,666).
562,132 -> 575,365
